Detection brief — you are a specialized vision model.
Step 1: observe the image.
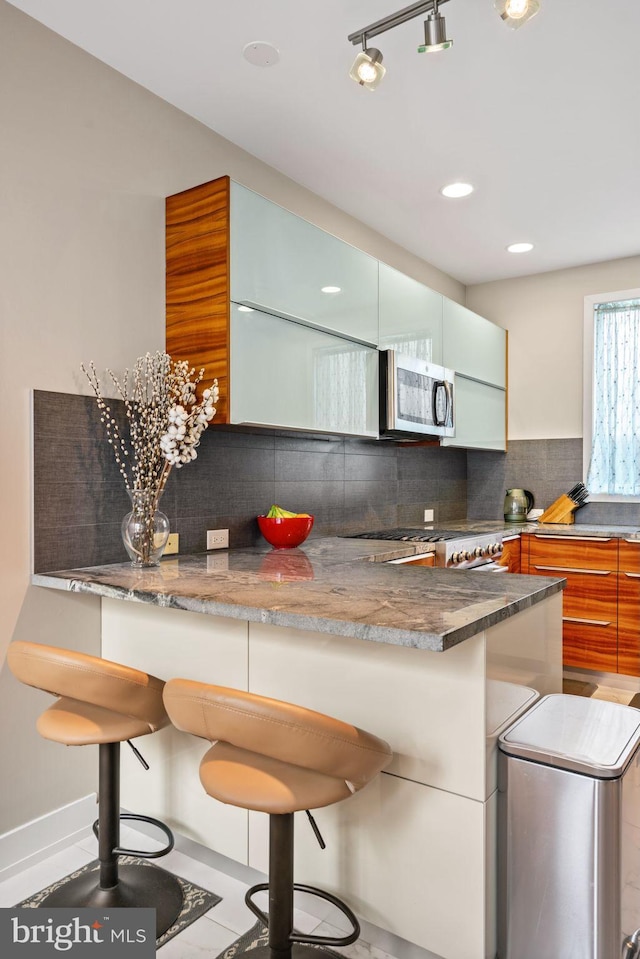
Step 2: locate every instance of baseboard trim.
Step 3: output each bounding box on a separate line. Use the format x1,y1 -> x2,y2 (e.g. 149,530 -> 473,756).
0,795 -> 95,882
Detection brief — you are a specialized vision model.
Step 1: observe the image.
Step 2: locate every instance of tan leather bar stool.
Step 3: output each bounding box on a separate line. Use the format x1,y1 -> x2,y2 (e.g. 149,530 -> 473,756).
7,640 -> 183,936
163,679 -> 392,959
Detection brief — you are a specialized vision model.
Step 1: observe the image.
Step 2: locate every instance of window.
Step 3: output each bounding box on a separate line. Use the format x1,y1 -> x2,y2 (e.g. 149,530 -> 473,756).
584,289 -> 640,499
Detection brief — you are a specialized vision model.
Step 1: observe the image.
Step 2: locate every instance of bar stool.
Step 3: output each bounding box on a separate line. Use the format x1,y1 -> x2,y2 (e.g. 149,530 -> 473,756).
7,640 -> 183,936
163,679 -> 392,959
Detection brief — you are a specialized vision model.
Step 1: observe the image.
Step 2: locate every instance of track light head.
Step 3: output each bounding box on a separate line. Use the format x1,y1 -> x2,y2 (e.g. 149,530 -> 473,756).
418,8 -> 453,53
349,47 -> 386,90
494,0 -> 540,30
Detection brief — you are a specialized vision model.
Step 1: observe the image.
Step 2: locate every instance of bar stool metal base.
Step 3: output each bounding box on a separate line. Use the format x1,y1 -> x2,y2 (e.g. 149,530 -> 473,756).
245,813 -> 360,959
40,862 -> 183,938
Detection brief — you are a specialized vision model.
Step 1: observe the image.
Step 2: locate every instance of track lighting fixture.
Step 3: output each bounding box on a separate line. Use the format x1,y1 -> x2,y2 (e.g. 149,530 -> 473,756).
494,0 -> 540,30
348,44 -> 386,90
348,0 -> 540,89
418,2 -> 452,54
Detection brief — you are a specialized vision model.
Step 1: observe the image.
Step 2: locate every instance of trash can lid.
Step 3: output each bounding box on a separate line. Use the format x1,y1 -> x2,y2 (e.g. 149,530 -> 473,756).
498,693 -> 640,777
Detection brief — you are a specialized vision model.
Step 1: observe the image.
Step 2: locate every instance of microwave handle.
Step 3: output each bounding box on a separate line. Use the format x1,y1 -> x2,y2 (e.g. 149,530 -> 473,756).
433,380 -> 451,427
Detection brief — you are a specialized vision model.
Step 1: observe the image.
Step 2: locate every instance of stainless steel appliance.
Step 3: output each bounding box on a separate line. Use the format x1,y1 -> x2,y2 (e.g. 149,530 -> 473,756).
498,694 -> 640,959
345,527 -> 508,570
379,351 -> 455,438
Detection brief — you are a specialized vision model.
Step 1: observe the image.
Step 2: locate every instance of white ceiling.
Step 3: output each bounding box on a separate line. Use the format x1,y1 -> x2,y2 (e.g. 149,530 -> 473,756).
8,0 -> 640,285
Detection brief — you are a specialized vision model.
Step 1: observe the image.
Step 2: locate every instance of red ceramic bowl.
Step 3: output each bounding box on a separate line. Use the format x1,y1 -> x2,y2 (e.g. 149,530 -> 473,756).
257,515 -> 314,549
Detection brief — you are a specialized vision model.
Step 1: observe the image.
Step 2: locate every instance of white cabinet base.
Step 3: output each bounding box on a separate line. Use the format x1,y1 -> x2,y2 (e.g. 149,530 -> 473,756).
101,600 -> 250,863
249,775 -> 493,959
100,595 -> 561,959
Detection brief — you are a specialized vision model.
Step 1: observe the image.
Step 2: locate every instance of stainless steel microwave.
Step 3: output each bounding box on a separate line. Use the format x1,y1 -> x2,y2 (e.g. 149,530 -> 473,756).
379,350 -> 455,438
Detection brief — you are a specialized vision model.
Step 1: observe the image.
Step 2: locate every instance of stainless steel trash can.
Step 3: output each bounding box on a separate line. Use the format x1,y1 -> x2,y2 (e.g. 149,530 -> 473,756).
498,693 -> 640,959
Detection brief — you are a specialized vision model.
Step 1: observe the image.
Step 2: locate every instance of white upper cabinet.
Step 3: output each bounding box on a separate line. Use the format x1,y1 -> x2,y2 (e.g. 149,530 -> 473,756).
230,183 -> 379,346
230,305 -> 379,437
378,263 -> 443,364
442,378 -> 506,451
442,298 -> 507,388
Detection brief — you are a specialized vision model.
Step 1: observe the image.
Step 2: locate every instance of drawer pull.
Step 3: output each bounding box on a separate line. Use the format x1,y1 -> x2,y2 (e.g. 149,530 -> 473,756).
623,539 -> 640,544
624,572 -> 640,579
533,565 -> 612,575
563,617 -> 612,627
533,535 -> 613,543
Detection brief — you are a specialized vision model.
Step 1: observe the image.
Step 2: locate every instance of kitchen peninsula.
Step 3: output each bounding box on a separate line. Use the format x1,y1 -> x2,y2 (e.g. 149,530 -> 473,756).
33,539 -> 563,959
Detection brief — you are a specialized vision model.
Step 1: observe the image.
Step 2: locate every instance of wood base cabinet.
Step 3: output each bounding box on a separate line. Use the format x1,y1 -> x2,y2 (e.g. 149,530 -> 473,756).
498,535 -> 521,573
618,541 -> 640,676
524,534 -> 619,673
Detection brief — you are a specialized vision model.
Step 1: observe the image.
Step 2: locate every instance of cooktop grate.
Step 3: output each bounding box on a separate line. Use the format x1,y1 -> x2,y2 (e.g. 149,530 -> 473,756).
343,528 -> 469,543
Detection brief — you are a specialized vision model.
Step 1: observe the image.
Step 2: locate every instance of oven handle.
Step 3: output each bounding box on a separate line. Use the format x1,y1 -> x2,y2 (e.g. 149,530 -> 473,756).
433,381 -> 447,427
451,560 -> 508,572
476,561 -> 508,572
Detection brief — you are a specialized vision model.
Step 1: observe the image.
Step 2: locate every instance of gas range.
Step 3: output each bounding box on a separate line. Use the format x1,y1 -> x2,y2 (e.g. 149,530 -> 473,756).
345,527 -> 508,570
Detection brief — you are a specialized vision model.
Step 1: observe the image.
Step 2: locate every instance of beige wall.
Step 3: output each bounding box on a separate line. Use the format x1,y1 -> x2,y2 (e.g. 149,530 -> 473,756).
466,255 -> 640,441
0,0 -> 463,837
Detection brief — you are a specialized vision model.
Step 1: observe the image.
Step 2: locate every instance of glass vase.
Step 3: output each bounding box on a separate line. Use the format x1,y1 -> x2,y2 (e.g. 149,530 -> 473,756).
121,489 -> 170,568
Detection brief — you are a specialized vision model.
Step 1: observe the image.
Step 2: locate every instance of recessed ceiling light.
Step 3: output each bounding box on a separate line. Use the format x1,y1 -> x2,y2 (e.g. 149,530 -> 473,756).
507,242 -> 534,254
440,182 -> 474,199
321,286 -> 341,294
242,41 -> 280,67
237,305 -> 254,312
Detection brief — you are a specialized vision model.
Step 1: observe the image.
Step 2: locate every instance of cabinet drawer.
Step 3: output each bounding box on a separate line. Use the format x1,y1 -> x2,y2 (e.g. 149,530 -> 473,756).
619,540 -> 640,573
562,620 -> 618,673
529,535 -> 618,572
618,571 -> 640,676
559,570 -> 617,623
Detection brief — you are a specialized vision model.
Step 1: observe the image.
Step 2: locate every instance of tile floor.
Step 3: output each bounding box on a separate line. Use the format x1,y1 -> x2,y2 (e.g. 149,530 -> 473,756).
0,825 -> 399,959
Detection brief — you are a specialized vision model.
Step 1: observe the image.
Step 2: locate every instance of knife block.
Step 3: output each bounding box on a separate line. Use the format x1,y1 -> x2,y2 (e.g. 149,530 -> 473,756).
537,494 -> 577,525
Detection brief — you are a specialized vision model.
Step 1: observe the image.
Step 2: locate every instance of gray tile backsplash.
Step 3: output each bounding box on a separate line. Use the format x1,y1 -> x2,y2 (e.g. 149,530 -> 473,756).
35,393 -> 638,573
32,391 -> 467,572
468,437 -> 640,526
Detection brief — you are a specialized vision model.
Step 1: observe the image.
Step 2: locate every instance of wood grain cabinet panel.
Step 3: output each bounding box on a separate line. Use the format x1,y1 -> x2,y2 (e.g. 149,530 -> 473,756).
166,176 -> 231,421
528,535 -> 618,572
618,541 -> 640,676
498,536 -> 521,573
522,534 -> 619,672
400,555 -> 436,567
560,570 -> 618,672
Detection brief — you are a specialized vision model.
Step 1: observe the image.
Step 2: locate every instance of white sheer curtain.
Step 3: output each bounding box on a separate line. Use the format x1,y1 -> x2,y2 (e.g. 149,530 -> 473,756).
587,299 -> 640,495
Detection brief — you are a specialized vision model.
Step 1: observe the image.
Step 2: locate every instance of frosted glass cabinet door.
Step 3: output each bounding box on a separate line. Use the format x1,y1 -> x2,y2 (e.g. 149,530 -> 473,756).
443,299 -> 506,388
378,263 -> 443,363
230,306 -> 379,436
442,377 -> 506,450
230,183 -> 378,345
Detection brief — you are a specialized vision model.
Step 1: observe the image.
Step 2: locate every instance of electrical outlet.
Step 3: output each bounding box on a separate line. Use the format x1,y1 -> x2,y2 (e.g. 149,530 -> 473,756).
424,509 -> 435,523
164,533 -> 179,555
207,528 -> 229,550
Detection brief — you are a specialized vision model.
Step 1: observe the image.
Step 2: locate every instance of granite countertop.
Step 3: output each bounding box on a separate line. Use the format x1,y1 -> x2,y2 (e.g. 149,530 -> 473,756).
33,537 -> 563,653
410,520 -> 640,539
520,522 -> 640,539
